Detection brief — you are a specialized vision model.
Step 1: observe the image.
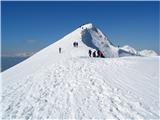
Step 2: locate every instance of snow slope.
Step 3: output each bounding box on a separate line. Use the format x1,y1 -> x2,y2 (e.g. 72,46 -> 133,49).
120,45 -> 138,55
1,57 -> 159,119
138,49 -> 158,56
1,23 -> 159,119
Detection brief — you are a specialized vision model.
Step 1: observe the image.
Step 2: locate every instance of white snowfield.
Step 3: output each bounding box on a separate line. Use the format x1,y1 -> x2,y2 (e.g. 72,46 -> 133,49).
138,50 -> 159,57
1,23 -> 159,119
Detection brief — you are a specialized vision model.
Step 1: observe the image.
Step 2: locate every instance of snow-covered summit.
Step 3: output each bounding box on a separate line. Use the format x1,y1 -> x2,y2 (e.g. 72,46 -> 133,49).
2,23 -> 158,79
1,23 -> 159,119
80,23 -> 119,57
77,23 -> 158,58
80,23 -> 93,29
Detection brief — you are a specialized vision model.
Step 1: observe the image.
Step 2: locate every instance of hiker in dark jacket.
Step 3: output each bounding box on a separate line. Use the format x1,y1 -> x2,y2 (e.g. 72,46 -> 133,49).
59,47 -> 61,53
97,50 -> 105,58
97,50 -> 101,57
89,50 -> 92,57
76,42 -> 78,47
93,51 -> 96,57
73,42 -> 76,47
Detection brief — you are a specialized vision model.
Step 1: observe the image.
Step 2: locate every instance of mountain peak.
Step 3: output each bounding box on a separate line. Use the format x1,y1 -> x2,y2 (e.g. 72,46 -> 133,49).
80,23 -> 93,29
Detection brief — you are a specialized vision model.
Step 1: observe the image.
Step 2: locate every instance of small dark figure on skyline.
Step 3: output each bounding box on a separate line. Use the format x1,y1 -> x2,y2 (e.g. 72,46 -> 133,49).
89,50 -> 92,57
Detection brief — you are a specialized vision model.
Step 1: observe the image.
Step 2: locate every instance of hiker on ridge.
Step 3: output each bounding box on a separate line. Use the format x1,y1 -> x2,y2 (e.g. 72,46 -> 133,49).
89,50 -> 92,57
59,47 -> 62,53
93,51 -> 96,57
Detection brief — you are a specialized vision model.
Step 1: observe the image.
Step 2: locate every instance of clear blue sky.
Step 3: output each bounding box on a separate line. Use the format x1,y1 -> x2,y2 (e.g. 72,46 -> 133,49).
2,1 -> 159,56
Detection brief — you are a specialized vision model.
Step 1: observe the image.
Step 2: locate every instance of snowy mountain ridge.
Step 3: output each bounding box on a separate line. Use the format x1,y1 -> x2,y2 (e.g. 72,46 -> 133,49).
1,23 -> 159,119
74,23 -> 157,58
120,45 -> 138,55
138,49 -> 158,56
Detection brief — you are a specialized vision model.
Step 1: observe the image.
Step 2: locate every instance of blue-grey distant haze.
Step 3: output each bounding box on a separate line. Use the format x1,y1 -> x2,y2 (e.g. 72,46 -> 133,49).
2,1 -> 159,56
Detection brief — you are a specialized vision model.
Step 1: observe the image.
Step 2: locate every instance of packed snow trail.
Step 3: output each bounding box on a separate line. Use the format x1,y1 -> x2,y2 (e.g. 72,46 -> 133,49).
1,57 -> 159,119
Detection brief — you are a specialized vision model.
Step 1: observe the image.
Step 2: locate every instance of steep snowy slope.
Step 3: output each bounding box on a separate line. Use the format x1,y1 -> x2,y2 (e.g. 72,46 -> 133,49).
2,24 -> 90,85
81,25 -> 119,57
2,23 -> 120,85
2,23 -> 158,84
120,45 -> 138,55
1,23 -> 159,119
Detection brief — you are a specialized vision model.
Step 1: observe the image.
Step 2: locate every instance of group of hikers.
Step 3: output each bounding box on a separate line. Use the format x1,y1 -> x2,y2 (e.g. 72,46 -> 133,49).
89,49 -> 105,58
58,41 -> 105,58
73,42 -> 78,47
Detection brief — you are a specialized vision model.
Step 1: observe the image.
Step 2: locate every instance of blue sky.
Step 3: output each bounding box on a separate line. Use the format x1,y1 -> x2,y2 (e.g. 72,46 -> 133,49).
2,1 -> 159,56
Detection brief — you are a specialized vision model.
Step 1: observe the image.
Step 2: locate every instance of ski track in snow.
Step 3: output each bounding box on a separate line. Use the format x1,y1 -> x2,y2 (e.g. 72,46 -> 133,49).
1,57 -> 159,120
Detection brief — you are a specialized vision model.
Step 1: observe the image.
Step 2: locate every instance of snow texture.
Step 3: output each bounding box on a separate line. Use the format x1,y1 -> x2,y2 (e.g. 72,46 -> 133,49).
138,49 -> 158,56
1,23 -> 159,119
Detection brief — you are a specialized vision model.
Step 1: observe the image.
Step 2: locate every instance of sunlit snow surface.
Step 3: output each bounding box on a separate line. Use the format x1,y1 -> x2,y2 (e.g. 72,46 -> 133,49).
1,57 -> 159,119
1,23 -> 159,119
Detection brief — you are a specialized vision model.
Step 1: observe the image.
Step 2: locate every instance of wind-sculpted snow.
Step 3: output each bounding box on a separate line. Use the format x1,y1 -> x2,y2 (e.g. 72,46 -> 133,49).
80,23 -> 155,58
1,57 -> 159,119
81,24 -> 120,58
81,28 -> 98,50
